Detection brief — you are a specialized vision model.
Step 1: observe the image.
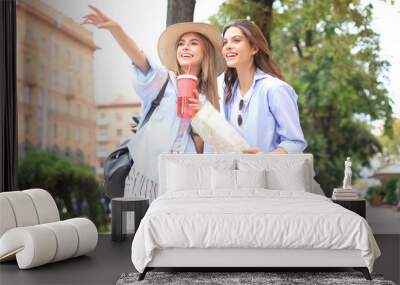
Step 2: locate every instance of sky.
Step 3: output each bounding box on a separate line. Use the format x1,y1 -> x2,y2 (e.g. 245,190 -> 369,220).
42,0 -> 399,117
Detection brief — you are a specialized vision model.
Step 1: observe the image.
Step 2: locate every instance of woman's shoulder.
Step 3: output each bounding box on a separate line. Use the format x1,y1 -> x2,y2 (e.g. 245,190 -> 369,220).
253,72 -> 295,101
257,72 -> 293,93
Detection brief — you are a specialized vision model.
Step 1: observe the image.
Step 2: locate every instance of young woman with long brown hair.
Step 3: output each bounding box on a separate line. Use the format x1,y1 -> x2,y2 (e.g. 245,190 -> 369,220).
222,19 -> 306,154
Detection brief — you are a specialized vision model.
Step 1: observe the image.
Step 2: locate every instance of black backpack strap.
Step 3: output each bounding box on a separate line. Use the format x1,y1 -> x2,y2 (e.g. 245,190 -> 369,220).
139,77 -> 169,129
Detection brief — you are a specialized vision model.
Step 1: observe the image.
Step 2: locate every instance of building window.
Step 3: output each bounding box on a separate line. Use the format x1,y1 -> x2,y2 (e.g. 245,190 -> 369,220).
52,70 -> 59,88
81,129 -> 85,143
98,128 -> 108,136
36,108 -> 42,123
53,124 -> 57,139
53,43 -> 59,58
66,48 -> 71,61
39,35 -> 47,51
23,86 -> 30,104
25,30 -> 33,45
24,115 -> 30,135
50,95 -> 56,111
78,79 -> 82,92
39,64 -> 45,81
37,92 -> 42,106
24,58 -> 31,83
75,128 -> 81,142
58,97 -> 63,112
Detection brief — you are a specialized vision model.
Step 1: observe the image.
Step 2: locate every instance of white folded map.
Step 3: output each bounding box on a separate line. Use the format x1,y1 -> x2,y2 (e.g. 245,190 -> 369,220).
191,101 -> 250,153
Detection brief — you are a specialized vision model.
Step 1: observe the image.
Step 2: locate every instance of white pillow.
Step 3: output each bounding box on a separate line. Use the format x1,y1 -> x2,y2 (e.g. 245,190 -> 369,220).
166,162 -> 211,192
266,161 -> 309,191
211,168 -> 236,190
211,168 -> 268,191
236,169 -> 268,189
238,158 -> 311,192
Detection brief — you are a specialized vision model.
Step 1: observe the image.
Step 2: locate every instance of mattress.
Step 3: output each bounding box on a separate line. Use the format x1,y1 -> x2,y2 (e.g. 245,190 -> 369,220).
131,190 -> 380,273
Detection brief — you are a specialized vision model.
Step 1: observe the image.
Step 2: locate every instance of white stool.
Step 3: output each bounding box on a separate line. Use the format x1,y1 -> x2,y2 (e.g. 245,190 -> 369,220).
0,189 -> 98,269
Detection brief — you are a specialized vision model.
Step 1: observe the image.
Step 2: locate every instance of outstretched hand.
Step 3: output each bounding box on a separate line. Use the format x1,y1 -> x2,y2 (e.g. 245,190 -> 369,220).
80,5 -> 118,31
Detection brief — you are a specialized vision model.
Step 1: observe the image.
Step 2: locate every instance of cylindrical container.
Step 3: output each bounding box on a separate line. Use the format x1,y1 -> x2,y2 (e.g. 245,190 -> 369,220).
176,74 -> 198,119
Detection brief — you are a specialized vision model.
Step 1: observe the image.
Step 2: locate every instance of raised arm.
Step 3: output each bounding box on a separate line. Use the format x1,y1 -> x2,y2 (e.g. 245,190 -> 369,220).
81,5 -> 149,73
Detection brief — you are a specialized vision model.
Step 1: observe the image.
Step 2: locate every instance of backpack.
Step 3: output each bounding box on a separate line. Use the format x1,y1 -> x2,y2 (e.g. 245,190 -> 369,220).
102,78 -> 169,198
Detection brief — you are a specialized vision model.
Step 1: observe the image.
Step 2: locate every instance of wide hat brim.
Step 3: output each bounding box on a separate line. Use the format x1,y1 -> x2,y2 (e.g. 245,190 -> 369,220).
157,22 -> 226,76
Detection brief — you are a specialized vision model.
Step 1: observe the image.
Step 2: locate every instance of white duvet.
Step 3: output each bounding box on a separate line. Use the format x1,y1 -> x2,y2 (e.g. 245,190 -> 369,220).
131,190 -> 380,273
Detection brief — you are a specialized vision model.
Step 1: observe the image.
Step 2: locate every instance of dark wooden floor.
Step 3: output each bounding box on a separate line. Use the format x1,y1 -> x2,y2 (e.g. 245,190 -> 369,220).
0,234 -> 134,285
0,234 -> 398,285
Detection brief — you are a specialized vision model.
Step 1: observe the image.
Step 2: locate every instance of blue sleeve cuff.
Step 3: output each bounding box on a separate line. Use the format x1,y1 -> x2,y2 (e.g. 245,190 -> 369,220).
131,55 -> 168,104
278,139 -> 307,154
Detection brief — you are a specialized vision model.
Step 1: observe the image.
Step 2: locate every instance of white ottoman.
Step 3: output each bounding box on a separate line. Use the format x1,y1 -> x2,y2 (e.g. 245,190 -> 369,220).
0,189 -> 98,269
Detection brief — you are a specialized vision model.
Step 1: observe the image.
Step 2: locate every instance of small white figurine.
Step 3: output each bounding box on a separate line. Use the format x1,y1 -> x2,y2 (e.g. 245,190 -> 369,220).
342,157 -> 352,190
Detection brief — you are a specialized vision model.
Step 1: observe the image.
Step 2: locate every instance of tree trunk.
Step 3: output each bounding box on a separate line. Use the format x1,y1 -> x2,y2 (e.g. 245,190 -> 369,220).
251,0 -> 274,49
263,0 -> 274,49
167,0 -> 196,27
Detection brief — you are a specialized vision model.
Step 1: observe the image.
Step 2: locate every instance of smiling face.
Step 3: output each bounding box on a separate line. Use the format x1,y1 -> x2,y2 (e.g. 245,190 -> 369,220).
176,32 -> 205,75
222,26 -> 258,69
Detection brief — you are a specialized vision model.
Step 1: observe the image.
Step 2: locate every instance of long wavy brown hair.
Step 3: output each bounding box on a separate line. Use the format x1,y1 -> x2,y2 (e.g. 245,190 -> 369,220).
223,19 -> 284,103
176,32 -> 220,111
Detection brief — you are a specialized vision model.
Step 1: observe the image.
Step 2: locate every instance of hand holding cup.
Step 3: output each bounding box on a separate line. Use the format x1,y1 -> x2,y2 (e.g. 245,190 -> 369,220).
188,89 -> 202,115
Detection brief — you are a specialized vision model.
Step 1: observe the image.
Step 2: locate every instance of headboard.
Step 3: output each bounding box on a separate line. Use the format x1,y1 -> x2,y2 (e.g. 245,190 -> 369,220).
158,153 -> 314,195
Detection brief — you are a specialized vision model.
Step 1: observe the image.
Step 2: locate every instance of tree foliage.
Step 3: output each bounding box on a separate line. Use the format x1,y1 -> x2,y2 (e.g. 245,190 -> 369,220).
210,0 -> 393,195
377,118 -> 400,165
18,150 -> 107,227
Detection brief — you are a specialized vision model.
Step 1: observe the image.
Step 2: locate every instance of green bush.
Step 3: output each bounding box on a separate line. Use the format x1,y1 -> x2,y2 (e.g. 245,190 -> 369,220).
397,180 -> 400,202
383,178 -> 399,205
366,185 -> 383,205
18,150 -> 108,229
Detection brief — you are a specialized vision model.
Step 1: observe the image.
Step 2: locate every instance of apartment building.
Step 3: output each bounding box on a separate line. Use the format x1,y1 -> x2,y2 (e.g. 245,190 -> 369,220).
16,0 -> 98,167
96,96 -> 141,177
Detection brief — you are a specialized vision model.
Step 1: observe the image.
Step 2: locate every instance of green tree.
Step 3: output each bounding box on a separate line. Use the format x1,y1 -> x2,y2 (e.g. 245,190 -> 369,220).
18,150 -> 107,228
377,118 -> 400,165
210,0 -> 393,195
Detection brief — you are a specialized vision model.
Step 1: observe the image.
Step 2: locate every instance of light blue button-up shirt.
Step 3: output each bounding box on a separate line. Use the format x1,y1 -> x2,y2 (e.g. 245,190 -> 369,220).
223,68 -> 307,154
127,57 -> 198,182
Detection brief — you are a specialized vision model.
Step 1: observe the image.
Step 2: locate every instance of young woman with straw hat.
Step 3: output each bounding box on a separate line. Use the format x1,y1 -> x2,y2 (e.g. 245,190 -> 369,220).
81,5 -> 225,201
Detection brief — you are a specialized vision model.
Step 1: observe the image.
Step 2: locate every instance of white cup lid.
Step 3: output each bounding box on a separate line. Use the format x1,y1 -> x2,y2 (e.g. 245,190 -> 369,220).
177,74 -> 198,80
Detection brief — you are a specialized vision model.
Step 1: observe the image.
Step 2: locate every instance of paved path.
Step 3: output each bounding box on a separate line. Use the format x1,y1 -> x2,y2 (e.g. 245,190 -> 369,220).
367,204 -> 400,234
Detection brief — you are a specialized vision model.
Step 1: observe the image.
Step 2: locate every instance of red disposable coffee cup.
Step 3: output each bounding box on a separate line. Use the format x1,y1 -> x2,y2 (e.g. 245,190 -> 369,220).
177,74 -> 198,119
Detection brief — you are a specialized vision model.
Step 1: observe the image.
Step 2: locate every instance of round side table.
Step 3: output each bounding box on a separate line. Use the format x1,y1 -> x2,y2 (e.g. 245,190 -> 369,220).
111,197 -> 149,242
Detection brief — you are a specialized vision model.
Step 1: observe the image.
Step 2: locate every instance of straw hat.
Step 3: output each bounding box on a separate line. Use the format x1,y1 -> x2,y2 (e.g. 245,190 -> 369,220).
157,22 -> 226,76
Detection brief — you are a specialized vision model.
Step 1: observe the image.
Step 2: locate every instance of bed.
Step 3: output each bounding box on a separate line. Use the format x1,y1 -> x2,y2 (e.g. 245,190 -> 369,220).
131,154 -> 380,280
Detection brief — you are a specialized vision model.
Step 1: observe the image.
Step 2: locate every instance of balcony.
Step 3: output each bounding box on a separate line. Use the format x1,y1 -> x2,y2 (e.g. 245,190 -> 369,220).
96,134 -> 108,142
96,117 -> 111,126
96,149 -> 108,158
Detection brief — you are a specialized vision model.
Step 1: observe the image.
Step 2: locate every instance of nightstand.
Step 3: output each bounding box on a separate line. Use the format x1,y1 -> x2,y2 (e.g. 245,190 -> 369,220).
332,198 -> 366,218
111,197 -> 149,242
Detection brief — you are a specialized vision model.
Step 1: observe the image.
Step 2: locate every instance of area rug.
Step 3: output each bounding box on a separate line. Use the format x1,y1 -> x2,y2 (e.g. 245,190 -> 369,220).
116,271 -> 396,285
